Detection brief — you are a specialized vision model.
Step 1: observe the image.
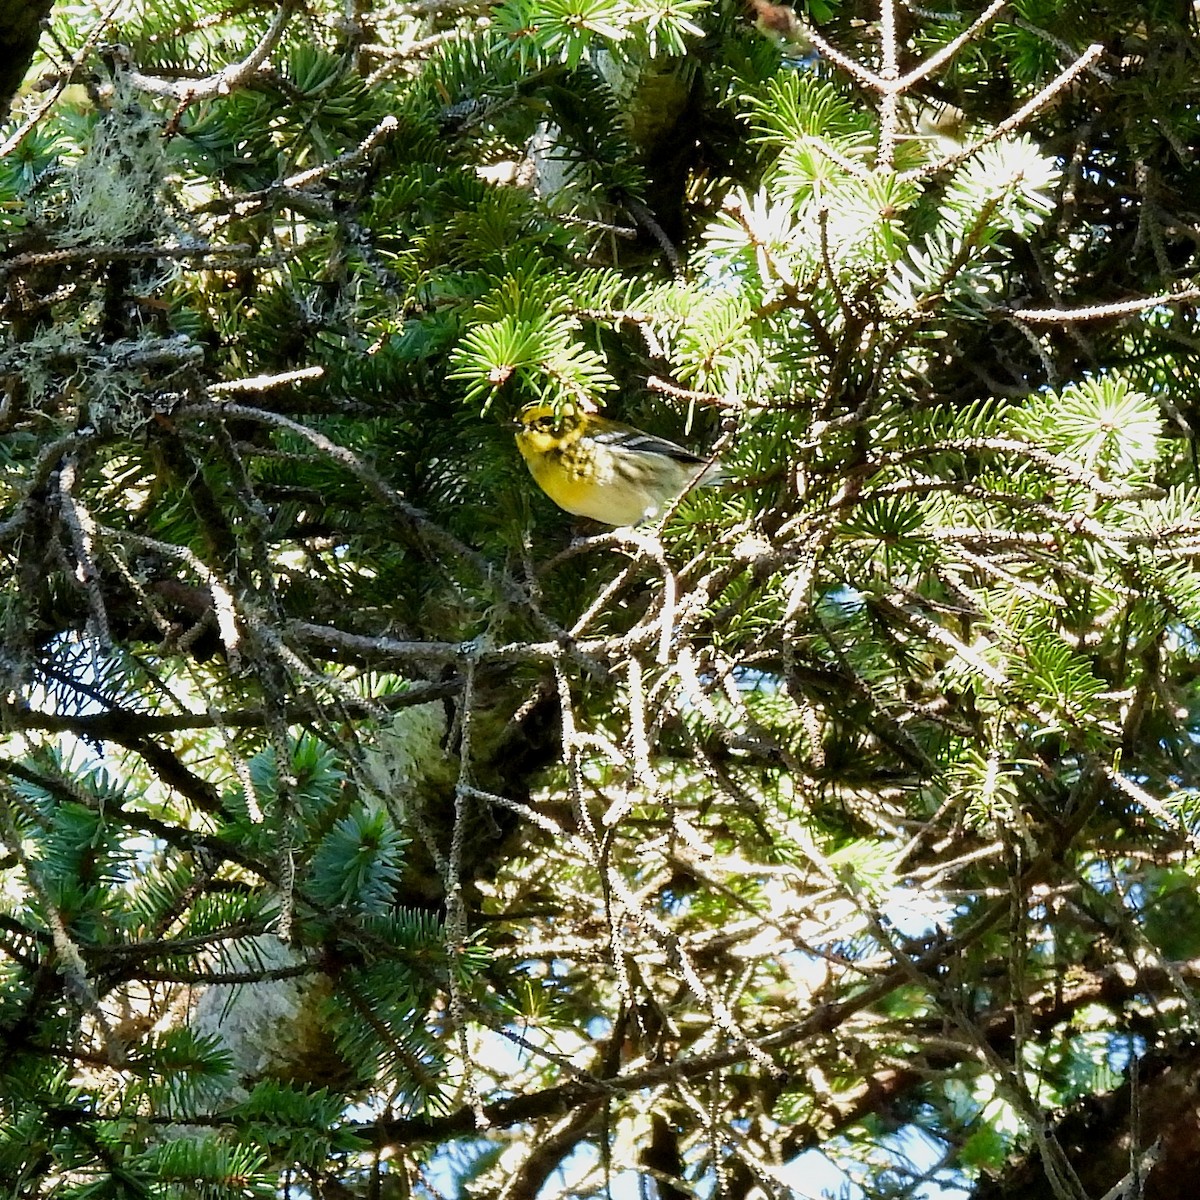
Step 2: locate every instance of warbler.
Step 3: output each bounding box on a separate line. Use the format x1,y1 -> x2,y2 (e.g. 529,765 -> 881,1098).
514,402 -> 725,526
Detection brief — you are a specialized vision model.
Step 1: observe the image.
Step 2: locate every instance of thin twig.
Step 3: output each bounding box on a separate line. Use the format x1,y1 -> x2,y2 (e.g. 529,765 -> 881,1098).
1004,285 -> 1200,324
121,0 -> 296,103
901,43 -> 1107,182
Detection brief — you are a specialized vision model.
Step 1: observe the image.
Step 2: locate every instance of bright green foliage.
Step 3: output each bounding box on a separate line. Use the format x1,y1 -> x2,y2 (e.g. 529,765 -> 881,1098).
2,0 -> 1200,1197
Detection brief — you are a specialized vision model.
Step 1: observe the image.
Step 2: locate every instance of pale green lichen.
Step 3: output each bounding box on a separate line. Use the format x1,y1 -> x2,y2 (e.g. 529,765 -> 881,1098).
61,88 -> 172,246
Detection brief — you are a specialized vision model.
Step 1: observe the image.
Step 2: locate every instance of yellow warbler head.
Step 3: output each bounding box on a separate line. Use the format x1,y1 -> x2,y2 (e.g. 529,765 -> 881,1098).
513,402 -> 587,455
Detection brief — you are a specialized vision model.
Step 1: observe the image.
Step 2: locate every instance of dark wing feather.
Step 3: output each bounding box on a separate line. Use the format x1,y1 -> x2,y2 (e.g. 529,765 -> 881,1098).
591,423 -> 706,465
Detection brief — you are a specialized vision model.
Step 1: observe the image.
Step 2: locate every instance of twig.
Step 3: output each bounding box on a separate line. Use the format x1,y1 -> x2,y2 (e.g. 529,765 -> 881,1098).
283,114 -> 399,190
210,366 -> 324,394
0,0 -> 125,158
646,377 -> 735,410
900,0 -> 1008,90
98,526 -> 242,665
448,662 -> 490,1128
0,243 -> 256,282
56,458 -> 112,652
1003,285 -> 1200,324
121,0 -> 296,103
901,43 -> 1107,182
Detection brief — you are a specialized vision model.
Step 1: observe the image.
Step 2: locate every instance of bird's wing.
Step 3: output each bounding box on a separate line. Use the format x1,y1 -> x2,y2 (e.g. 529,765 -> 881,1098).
591,424 -> 707,465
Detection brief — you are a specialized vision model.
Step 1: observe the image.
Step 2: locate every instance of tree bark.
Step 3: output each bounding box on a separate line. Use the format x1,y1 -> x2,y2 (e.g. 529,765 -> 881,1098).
974,1042 -> 1200,1200
0,0 -> 52,119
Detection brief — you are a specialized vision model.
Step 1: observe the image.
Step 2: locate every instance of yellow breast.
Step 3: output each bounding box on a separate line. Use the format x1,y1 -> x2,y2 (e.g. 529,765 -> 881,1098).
516,436 -> 659,525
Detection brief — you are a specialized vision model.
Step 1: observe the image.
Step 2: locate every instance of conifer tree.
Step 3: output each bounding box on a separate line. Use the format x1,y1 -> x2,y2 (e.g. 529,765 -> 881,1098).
2,1 -> 1200,1197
